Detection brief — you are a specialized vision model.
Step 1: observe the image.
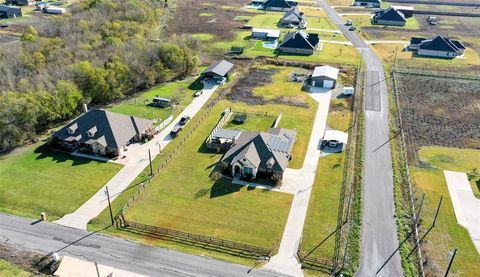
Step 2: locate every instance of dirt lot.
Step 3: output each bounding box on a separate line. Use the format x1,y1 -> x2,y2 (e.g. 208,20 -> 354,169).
228,67 -> 310,108
396,73 -> 480,161
169,0 -> 253,41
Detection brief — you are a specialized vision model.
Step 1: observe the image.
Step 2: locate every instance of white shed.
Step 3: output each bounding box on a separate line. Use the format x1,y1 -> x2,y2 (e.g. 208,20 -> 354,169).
311,65 -> 339,88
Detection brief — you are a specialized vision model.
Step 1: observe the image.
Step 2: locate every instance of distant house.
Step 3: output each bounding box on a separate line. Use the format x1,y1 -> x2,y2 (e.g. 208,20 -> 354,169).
310,65 -> 339,88
280,7 -> 306,28
409,36 -> 466,58
277,30 -> 319,55
391,5 -> 414,18
0,5 -> 22,19
353,0 -> 381,8
372,7 -> 406,26
5,0 -> 31,6
51,109 -> 154,157
201,60 -> 235,82
251,28 -> 281,40
261,0 -> 298,11
221,128 -> 296,181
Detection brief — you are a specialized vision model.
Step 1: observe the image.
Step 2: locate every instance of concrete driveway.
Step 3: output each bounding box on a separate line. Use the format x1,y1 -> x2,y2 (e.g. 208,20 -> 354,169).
56,81 -> 219,230
444,170 -> 480,254
264,88 -> 332,277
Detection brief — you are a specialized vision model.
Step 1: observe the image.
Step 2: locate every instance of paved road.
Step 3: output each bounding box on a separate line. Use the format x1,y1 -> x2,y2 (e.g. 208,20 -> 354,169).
264,88 -> 332,277
56,81 -> 219,230
317,1 -> 403,276
0,213 -> 286,277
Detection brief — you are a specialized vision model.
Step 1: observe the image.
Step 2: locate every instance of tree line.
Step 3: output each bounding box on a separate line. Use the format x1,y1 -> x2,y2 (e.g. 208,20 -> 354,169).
0,0 -> 200,152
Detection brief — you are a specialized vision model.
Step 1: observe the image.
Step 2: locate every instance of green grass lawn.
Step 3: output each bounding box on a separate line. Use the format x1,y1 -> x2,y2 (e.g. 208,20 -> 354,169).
108,79 -> 198,124
199,12 -> 214,17
223,113 -> 277,132
301,91 -> 353,261
0,260 -> 30,277
411,146 -> 480,276
0,144 -> 121,220
123,101 -> 293,248
190,33 -> 214,41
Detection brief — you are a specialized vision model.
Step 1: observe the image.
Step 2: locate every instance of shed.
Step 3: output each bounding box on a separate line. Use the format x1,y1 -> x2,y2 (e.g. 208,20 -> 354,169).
311,65 -> 339,88
251,28 -> 281,40
0,5 -> 22,19
212,128 -> 242,144
152,96 -> 171,108
201,60 -> 235,79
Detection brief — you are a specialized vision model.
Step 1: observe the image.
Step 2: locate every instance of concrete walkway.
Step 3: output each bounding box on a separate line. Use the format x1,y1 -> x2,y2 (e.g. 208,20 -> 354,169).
264,87 -> 332,277
56,81 -> 219,230
444,170 -> 480,254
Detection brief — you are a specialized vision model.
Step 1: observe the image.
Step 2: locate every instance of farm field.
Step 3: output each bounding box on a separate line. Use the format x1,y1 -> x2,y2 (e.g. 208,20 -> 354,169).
0,144 -> 121,220
395,72 -> 480,158
107,77 -> 199,124
410,146 -> 480,277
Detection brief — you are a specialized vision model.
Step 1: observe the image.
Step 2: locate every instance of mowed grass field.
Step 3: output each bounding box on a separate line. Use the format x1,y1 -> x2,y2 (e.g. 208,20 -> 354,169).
90,66 -> 318,261
411,146 -> 480,276
0,144 -> 121,220
108,78 -> 198,123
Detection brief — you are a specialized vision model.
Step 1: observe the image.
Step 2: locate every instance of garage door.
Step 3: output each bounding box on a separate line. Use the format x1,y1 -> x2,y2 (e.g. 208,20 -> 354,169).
323,80 -> 334,88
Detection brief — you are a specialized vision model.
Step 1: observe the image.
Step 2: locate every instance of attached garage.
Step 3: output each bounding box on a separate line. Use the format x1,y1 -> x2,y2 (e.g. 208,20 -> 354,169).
311,65 -> 339,89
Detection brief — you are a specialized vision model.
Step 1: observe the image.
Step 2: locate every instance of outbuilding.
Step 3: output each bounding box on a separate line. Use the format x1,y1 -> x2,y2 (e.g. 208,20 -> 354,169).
201,60 -> 235,81
152,96 -> 171,108
353,0 -> 381,8
251,28 -> 281,40
311,65 -> 339,88
0,5 -> 22,19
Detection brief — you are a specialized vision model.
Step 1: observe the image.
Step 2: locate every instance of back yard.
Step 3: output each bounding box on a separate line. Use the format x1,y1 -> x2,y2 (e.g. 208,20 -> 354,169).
0,144 -> 121,220
107,77 -> 200,124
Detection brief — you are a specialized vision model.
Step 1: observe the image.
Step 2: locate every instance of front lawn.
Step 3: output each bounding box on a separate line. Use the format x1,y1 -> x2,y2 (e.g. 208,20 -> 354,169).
411,146 -> 480,276
107,79 -> 197,124
0,144 -> 121,220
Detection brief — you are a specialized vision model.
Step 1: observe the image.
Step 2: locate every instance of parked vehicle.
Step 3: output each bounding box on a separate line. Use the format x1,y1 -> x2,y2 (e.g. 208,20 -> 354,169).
345,20 -> 353,26
348,26 -> 356,31
170,125 -> 183,138
194,90 -> 203,97
216,77 -> 227,85
179,115 -> 191,126
328,141 -> 338,148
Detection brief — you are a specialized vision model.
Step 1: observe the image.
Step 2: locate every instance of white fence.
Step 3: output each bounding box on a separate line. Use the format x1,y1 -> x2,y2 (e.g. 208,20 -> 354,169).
156,115 -> 174,132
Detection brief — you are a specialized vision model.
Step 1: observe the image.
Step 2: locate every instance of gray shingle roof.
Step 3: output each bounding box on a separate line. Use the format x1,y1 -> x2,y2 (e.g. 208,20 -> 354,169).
375,7 -> 406,22
202,60 -> 234,77
278,30 -> 319,50
53,109 -> 153,149
221,128 -> 296,172
281,7 -> 304,23
419,36 -> 463,52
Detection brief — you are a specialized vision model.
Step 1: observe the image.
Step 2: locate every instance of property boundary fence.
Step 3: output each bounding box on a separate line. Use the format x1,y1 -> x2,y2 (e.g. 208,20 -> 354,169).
155,115 -> 174,132
391,70 -> 426,277
114,219 -> 273,260
394,68 -> 480,81
206,107 -> 232,143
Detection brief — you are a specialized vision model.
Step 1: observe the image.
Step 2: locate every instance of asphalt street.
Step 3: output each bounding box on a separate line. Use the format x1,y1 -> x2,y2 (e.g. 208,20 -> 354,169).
0,213 -> 287,277
317,1 -> 404,276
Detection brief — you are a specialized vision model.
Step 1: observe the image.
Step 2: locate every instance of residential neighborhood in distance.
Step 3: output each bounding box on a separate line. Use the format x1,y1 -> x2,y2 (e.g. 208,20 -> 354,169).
0,0 -> 479,277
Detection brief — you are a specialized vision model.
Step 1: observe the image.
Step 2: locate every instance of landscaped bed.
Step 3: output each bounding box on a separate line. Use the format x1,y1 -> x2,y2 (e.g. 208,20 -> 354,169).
0,144 -> 121,220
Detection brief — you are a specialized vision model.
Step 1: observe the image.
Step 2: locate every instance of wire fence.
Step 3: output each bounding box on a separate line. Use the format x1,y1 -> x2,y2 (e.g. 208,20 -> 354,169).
391,70 -> 425,277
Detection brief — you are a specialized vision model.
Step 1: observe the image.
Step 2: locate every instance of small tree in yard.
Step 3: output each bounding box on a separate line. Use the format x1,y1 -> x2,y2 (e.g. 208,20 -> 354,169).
467,168 -> 479,181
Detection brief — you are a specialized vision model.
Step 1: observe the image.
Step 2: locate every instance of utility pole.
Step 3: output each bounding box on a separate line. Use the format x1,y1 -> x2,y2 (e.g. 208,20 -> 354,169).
105,186 -> 114,226
94,261 -> 101,277
148,149 -> 153,176
444,248 -> 457,277
392,47 -> 398,73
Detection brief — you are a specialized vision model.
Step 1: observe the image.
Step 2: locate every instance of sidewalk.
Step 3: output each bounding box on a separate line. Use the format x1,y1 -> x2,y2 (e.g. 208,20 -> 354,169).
264,88 -> 332,277
56,81 -> 218,230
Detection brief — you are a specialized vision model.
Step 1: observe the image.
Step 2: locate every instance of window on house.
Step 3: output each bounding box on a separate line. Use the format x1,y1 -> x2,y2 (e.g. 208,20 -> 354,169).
244,167 -> 253,175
